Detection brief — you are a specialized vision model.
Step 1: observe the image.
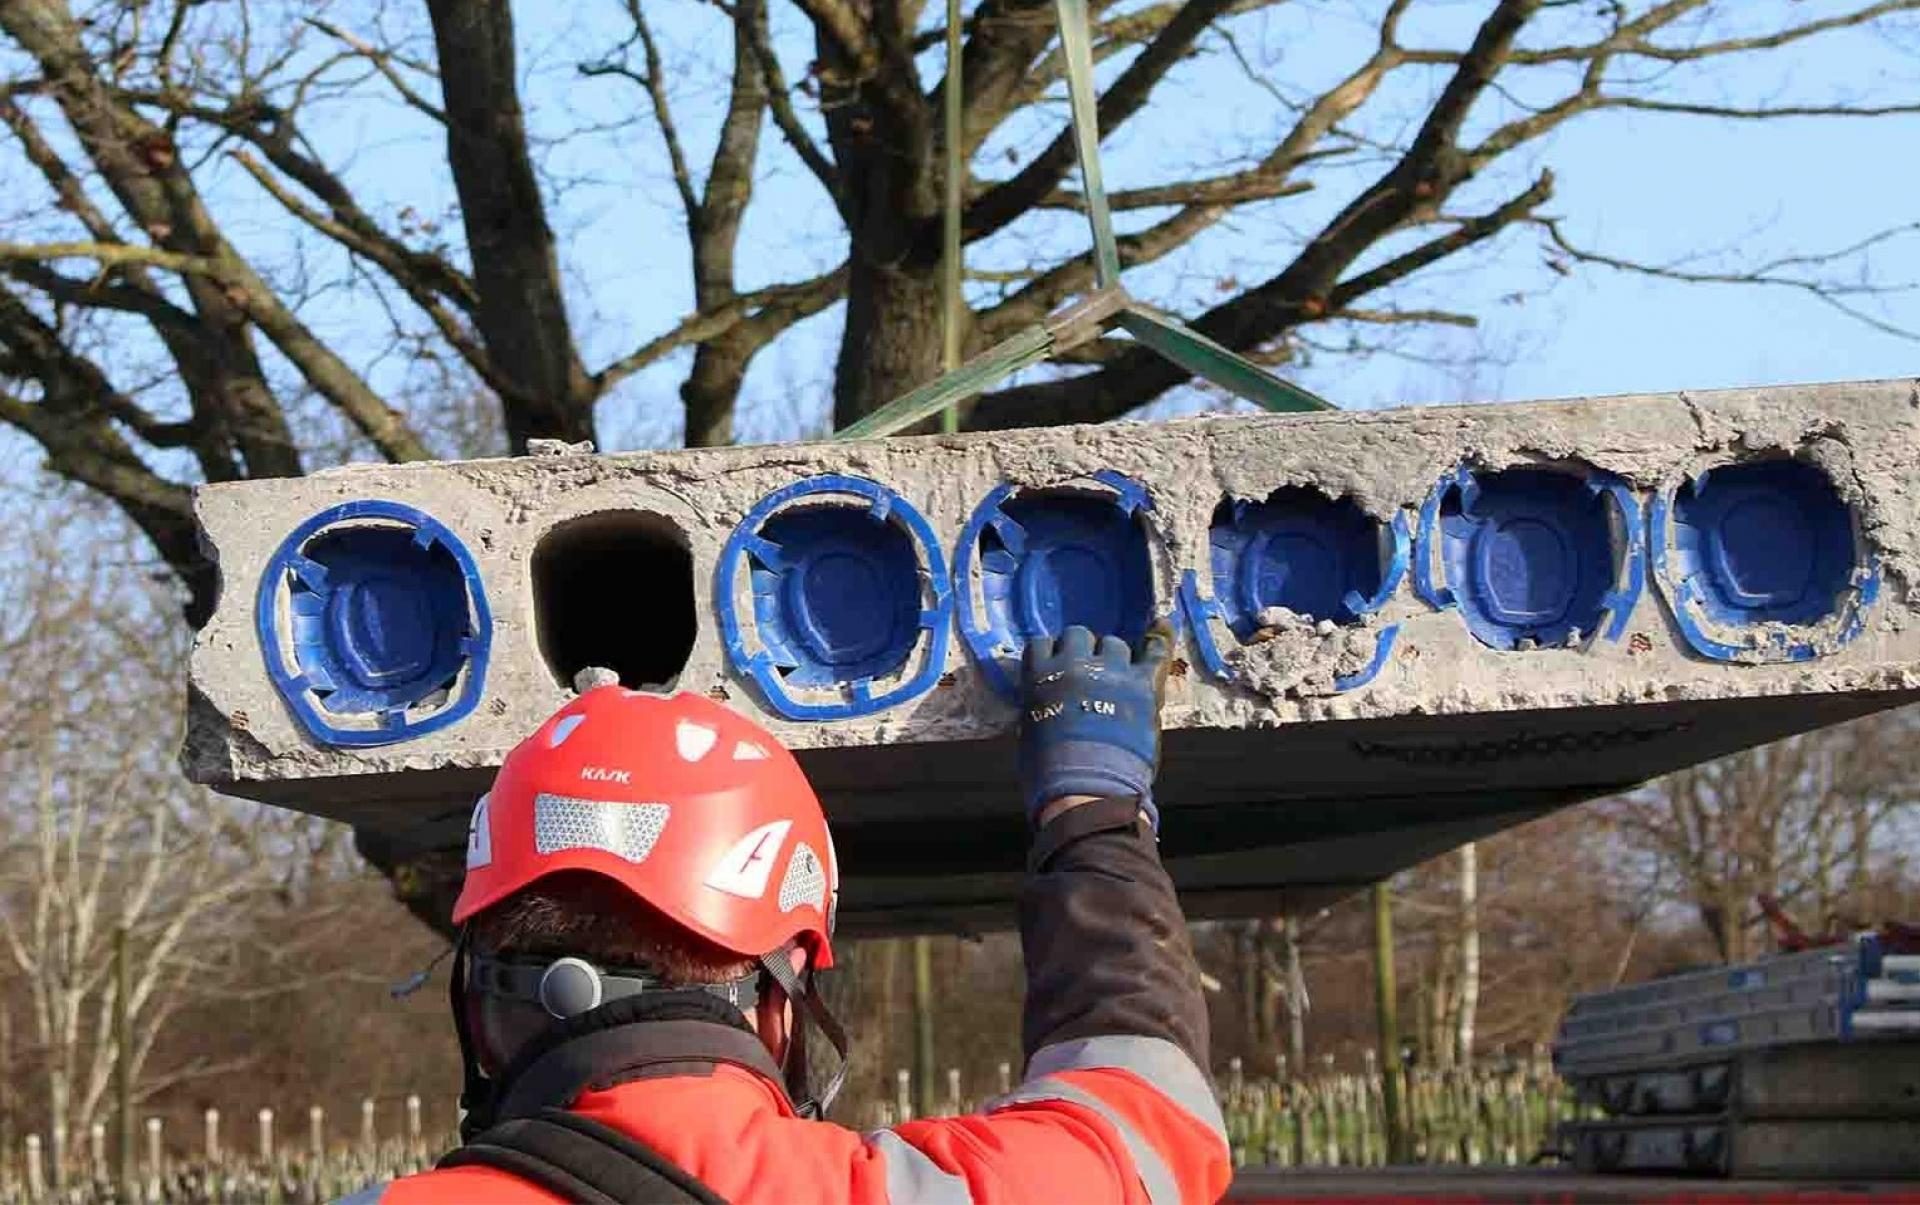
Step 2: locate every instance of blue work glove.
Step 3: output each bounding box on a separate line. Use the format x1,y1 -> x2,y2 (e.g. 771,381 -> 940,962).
1018,621 -> 1174,831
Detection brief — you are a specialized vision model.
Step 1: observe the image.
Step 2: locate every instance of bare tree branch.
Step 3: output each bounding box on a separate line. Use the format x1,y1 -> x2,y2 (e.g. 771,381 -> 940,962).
302,16 -> 446,124
964,0 -> 1239,242
735,0 -> 845,212
424,0 -> 595,448
1538,217 -> 1920,343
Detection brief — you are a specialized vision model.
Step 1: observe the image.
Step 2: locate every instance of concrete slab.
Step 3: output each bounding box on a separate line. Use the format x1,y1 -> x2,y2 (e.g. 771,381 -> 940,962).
183,378 -> 1920,930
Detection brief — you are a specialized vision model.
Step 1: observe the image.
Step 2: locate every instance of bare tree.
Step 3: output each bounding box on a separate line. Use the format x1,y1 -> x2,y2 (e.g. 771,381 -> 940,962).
1,0 -> 1914,915
1599,709 -> 1920,964
0,530 -> 323,1186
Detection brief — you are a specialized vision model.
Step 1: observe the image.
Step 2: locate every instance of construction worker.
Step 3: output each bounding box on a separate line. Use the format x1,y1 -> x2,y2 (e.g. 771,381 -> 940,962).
338,623 -> 1229,1204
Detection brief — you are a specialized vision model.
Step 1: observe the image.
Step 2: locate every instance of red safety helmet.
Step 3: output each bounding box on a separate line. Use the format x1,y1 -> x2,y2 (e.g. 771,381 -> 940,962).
453,687 -> 837,970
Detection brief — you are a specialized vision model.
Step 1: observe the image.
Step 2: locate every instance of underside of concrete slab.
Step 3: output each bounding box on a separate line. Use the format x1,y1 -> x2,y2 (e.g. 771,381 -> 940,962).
184,378 -> 1920,931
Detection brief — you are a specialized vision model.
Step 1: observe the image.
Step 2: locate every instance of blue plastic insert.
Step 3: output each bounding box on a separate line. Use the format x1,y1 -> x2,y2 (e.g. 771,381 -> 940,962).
1208,488 -> 1392,638
954,473 -> 1156,701
1650,458 -> 1878,663
1177,490 -> 1409,695
255,500 -> 492,747
716,475 -> 950,721
1414,466 -> 1643,651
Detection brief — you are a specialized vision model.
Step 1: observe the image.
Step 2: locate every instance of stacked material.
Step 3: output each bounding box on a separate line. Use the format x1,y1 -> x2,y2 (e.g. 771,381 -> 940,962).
1553,935 -> 1920,1177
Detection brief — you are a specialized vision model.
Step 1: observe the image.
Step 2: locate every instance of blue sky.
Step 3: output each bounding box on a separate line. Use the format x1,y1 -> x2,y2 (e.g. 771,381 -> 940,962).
516,0 -> 1920,441
5,0 -> 1918,464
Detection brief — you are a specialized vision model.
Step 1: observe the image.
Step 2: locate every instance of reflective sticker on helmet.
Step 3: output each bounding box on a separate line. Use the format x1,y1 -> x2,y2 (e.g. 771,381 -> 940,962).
778,842 -> 827,914
548,714 -> 586,748
704,819 -> 793,899
676,719 -> 719,762
533,794 -> 670,864
732,740 -> 769,761
465,794 -> 493,869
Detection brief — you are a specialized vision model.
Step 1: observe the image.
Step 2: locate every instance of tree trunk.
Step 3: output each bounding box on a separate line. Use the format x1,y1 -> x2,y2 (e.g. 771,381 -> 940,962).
1701,897 -> 1734,964
1456,842 -> 1480,1068
1237,922 -> 1261,1053
1282,916 -> 1306,1077
425,0 -> 596,450
817,9 -> 941,432
682,339 -> 752,449
912,936 -> 937,1118
114,926 -> 133,1195
1372,883 -> 1407,1163
47,1065 -> 68,1191
833,259 -> 944,430
1421,950 -> 1449,1072
1252,920 -> 1279,1056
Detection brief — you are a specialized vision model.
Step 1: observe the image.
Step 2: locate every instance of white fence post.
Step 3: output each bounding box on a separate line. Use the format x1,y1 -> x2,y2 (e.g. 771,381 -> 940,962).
257,1108 -> 273,1163
360,1099 -> 376,1154
310,1105 -> 326,1158
895,1069 -> 911,1122
88,1122 -> 105,1181
145,1117 -> 163,1182
24,1135 -> 43,1201
406,1094 -> 422,1147
998,1061 -> 1012,1096
203,1109 -> 220,1164
49,1121 -> 65,1193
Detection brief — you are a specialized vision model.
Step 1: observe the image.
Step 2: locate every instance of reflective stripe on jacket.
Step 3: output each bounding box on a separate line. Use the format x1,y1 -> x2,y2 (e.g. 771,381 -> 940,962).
337,796 -> 1229,1204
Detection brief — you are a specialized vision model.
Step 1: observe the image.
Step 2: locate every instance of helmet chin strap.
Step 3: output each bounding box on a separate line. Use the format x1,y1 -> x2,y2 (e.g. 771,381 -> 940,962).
449,928 -> 493,1141
757,942 -> 850,1119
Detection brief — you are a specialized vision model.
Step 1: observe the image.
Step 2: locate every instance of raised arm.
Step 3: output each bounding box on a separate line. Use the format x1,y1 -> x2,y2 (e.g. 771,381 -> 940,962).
864,625 -> 1230,1205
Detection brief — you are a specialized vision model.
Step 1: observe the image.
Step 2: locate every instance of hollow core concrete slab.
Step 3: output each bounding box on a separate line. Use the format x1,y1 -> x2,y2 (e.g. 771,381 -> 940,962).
184,378 -> 1920,932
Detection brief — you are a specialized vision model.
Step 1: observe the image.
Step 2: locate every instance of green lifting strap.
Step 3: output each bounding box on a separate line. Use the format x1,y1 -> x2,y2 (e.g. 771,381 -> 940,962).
832,0 -> 1336,442
833,288 -> 1126,442
939,0 -> 965,432
1118,306 -> 1334,413
1055,0 -> 1120,287
834,324 -> 1056,443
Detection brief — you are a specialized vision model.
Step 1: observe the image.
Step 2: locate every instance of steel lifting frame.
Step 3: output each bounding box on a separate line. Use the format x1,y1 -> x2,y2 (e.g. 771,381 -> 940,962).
833,0 -> 1335,442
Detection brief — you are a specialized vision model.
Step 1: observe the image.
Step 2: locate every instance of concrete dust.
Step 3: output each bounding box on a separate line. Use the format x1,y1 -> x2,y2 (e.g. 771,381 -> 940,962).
1221,608 -> 1382,700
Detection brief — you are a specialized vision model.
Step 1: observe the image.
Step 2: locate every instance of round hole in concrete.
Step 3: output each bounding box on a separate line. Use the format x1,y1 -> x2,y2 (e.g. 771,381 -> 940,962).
1436,466 -> 1616,649
1208,487 -> 1387,639
532,512 -> 695,690
978,489 -> 1154,650
296,524 -> 471,715
1671,458 -> 1855,625
750,503 -> 923,687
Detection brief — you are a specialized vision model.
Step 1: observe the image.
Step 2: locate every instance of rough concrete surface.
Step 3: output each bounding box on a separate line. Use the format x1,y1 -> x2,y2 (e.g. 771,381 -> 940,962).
184,378 -> 1920,930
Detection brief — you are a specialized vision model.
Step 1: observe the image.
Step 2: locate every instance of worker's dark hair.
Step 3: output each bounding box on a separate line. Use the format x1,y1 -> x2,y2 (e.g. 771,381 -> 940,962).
471,871 -> 757,986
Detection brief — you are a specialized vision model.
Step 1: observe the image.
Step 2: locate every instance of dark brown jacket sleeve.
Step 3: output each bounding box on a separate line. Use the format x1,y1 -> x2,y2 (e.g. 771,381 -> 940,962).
1018,795 -> 1210,1070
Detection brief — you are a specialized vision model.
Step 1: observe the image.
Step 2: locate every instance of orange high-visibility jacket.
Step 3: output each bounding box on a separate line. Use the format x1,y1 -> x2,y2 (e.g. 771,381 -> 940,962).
338,798 -> 1231,1205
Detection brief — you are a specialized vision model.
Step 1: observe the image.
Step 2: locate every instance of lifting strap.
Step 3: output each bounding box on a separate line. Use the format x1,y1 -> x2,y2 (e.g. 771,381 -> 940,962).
441,1108 -> 728,1205
832,0 -> 1336,442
